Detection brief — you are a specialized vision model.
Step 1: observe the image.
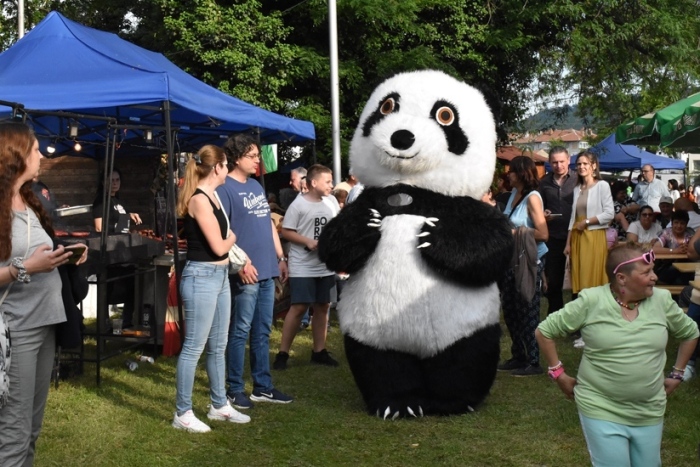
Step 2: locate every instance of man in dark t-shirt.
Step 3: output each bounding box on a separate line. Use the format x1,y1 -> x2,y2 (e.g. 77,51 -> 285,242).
538,147 -> 577,314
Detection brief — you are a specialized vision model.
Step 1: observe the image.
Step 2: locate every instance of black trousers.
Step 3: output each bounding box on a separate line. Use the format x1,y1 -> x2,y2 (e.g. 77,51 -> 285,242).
544,237 -> 567,314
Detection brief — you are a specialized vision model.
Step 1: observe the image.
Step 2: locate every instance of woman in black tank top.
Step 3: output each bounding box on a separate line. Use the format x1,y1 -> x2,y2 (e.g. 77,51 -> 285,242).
172,145 -> 250,432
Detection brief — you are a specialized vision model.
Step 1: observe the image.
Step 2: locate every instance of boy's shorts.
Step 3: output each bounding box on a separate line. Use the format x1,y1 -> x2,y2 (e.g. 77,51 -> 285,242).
289,275 -> 336,304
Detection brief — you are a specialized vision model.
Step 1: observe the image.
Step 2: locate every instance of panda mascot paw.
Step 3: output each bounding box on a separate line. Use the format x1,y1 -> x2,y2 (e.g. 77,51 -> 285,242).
318,70 -> 514,418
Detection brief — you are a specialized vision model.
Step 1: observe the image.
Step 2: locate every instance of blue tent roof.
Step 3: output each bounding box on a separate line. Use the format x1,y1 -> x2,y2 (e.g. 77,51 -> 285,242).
0,11 -> 314,154
572,134 -> 685,170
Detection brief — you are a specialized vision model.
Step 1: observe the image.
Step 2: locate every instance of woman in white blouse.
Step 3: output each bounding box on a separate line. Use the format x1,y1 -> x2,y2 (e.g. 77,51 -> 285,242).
564,151 -> 615,294
626,205 -> 662,245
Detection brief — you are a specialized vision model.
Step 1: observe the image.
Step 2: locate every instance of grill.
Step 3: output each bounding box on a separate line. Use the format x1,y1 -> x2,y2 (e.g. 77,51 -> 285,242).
85,233 -> 165,265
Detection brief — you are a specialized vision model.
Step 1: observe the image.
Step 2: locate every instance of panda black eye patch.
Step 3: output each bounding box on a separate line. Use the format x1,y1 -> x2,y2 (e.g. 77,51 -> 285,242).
362,92 -> 400,137
430,100 -> 469,155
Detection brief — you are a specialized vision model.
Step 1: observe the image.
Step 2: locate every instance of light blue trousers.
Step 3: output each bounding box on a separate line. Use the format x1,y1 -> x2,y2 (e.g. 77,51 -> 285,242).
579,413 -> 662,467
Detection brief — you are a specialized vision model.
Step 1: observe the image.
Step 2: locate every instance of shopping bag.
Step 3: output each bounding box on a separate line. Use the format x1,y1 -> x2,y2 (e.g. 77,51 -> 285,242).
163,269 -> 182,357
562,255 -> 573,291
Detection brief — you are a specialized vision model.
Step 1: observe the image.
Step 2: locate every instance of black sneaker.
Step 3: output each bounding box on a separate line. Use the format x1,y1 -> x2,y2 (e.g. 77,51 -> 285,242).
497,358 -> 527,371
273,352 -> 289,370
511,364 -> 544,377
227,391 -> 254,410
250,388 -> 293,404
310,349 -> 339,367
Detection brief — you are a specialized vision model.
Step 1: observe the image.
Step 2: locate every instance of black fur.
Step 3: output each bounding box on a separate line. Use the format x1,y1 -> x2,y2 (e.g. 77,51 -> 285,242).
318,184 -> 514,287
344,324 -> 501,417
429,100 -> 469,155
362,92 -> 400,137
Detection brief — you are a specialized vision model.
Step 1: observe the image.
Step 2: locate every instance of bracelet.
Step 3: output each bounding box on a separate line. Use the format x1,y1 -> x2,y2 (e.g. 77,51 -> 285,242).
548,366 -> 565,381
548,361 -> 563,371
672,366 -> 686,374
667,372 -> 684,381
277,257 -> 287,263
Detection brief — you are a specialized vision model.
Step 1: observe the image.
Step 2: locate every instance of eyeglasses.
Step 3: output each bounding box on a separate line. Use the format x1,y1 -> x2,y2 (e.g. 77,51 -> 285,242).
243,153 -> 261,160
613,250 -> 655,274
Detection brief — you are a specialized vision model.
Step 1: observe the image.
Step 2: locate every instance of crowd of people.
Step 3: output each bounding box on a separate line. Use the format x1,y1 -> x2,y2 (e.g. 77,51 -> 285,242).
491,147 -> 700,466
2,120 -> 700,465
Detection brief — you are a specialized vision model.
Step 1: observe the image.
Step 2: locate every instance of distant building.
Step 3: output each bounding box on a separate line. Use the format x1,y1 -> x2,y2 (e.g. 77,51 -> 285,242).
512,128 -> 596,155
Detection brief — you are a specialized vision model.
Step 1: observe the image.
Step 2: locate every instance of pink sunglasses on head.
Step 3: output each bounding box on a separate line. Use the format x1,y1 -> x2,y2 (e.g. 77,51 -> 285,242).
613,250 -> 655,274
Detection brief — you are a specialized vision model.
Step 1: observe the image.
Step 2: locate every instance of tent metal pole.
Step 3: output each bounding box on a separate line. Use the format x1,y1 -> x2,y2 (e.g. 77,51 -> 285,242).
163,100 -> 183,342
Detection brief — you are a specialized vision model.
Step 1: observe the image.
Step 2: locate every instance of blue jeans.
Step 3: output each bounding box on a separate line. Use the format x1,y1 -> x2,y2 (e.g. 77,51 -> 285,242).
175,261 -> 231,415
226,277 -> 275,394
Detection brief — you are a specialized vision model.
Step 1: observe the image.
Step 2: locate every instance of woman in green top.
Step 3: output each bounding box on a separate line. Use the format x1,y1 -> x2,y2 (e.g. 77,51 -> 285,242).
536,243 -> 698,467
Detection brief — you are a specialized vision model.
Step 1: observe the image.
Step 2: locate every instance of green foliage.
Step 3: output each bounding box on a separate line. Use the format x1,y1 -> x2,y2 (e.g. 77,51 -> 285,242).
3,1 -> 700,171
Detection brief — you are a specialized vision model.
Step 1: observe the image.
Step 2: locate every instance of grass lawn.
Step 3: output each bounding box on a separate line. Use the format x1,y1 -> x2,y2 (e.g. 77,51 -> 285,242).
36,303 -> 700,467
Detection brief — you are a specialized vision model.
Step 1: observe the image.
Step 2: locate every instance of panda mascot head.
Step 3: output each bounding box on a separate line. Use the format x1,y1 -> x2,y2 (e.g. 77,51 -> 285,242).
350,69 -> 497,199
318,70 -> 513,419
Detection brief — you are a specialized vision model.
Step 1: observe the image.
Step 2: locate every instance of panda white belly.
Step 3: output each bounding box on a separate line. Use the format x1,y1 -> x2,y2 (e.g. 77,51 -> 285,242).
338,214 -> 501,359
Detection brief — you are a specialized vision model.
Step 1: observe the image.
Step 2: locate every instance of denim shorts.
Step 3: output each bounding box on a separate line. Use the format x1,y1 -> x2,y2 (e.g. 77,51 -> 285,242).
289,275 -> 336,304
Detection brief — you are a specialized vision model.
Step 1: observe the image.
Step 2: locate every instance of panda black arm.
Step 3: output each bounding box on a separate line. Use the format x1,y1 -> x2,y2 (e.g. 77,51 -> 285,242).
318,188 -> 384,274
417,196 -> 514,286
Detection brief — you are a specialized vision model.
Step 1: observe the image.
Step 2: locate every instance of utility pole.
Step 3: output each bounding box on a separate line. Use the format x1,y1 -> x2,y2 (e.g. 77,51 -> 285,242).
18,0 -> 25,39
328,0 -> 341,184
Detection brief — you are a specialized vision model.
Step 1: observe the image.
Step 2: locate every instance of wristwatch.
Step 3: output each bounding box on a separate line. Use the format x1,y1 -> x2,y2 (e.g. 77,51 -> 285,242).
277,257 -> 287,263
584,219 -> 590,226
11,257 -> 30,283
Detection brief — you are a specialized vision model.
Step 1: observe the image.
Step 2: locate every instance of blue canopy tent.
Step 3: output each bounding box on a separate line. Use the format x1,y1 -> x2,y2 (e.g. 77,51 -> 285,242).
572,134 -> 686,171
0,11 -> 316,383
0,11 -> 315,156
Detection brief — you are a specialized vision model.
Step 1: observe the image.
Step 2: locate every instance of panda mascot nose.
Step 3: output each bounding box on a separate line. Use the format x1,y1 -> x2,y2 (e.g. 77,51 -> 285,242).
390,130 -> 415,150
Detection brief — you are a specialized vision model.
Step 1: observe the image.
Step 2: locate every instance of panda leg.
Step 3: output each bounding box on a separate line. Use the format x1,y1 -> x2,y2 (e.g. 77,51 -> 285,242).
344,334 -> 426,419
420,323 -> 501,415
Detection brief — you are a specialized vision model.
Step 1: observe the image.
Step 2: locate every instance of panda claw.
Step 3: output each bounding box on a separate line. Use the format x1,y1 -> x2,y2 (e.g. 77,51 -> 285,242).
383,407 -> 391,420
369,209 -> 381,218
467,405 -> 474,412
392,411 -> 400,420
416,232 -> 430,238
368,222 -> 381,228
424,217 -> 439,227
407,407 -> 416,417
417,242 -> 431,249
419,406 -> 424,417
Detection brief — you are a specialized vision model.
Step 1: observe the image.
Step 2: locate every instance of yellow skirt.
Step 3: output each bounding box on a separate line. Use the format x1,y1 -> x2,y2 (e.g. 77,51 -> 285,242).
571,216 -> 609,293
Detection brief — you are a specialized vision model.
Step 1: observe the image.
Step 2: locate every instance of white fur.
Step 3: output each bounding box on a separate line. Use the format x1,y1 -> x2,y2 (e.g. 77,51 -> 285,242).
338,215 -> 501,358
350,70 -> 496,199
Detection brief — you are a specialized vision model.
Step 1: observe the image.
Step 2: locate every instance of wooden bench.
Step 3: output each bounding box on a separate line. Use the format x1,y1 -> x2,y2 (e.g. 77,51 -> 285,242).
655,285 -> 685,296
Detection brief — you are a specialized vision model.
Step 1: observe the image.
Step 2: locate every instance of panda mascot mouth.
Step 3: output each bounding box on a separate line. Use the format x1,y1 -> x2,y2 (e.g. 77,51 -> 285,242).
317,70 -> 514,419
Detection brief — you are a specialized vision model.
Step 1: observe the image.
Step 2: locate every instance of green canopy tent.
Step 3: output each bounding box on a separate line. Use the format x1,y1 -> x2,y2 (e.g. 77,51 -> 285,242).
615,91 -> 700,148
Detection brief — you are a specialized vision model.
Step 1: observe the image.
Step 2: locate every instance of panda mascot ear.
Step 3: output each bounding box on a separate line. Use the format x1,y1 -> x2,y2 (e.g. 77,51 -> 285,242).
472,82 -> 506,144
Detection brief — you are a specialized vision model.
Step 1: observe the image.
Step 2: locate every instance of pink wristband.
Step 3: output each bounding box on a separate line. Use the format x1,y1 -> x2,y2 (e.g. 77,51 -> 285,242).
548,366 -> 565,381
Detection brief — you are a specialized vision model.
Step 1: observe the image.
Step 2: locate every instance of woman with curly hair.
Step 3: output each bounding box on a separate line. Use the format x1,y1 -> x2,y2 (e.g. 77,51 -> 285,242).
0,122 -> 80,466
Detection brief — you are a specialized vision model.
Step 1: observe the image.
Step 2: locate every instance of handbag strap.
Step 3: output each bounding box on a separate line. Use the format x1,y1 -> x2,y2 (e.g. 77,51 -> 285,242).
212,191 -> 231,238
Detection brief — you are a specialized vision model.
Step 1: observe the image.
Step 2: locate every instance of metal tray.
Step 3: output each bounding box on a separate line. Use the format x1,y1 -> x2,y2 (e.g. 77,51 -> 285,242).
55,204 -> 92,217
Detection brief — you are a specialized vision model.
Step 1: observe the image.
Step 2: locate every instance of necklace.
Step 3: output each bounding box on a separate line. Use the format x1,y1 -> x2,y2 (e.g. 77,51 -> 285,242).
611,290 -> 642,310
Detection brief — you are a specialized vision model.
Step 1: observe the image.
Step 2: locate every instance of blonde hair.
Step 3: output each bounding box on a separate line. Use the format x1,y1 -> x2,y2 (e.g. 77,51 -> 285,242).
177,145 -> 226,216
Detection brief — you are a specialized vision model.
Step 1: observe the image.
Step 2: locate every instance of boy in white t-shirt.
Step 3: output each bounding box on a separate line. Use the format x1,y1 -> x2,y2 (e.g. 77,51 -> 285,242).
275,165 -> 340,369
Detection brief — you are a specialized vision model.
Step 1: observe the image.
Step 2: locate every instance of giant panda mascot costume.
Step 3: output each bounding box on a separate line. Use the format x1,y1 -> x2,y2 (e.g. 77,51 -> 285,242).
318,70 -> 514,418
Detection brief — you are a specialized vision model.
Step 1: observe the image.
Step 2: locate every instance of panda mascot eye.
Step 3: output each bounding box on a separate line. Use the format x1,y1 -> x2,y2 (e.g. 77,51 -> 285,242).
435,106 -> 455,126
380,97 -> 397,115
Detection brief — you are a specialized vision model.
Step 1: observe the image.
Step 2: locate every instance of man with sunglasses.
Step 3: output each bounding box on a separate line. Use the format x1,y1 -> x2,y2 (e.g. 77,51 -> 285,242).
632,164 -> 670,212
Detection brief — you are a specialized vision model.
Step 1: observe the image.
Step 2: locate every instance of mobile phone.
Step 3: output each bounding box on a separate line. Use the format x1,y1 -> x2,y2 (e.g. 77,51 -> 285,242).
548,213 -> 562,217
65,244 -> 87,264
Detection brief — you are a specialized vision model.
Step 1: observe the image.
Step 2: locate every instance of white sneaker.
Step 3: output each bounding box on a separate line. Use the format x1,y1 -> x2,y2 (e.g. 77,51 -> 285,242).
172,410 -> 211,433
207,401 -> 251,424
683,364 -> 696,382
573,338 -> 586,349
